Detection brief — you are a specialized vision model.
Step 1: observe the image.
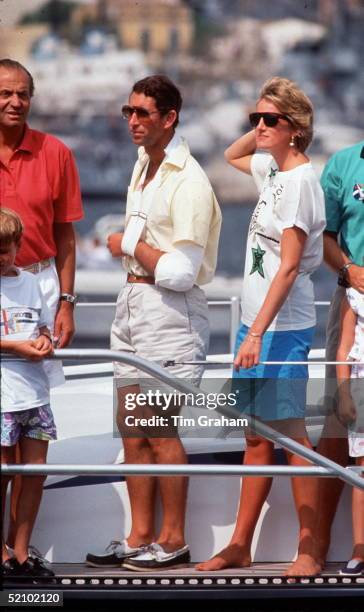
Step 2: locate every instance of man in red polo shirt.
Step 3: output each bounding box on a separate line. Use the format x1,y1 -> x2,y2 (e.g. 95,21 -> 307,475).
0,58 -> 83,557
0,59 -> 83,368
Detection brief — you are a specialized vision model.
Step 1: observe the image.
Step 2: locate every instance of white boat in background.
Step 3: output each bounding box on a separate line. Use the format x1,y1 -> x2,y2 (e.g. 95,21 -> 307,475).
28,34 -> 148,115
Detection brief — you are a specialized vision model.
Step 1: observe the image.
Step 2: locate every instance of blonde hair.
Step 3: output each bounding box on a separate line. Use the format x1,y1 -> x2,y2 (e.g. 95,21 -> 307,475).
259,77 -> 314,152
0,208 -> 24,246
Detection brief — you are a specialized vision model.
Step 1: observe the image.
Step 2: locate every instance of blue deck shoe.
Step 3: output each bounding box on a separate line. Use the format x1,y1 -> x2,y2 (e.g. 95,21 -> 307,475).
339,558 -> 364,576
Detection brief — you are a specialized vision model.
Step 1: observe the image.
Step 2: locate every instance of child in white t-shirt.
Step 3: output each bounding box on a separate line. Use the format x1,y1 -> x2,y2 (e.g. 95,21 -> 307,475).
1,208 -> 55,579
336,287 -> 364,576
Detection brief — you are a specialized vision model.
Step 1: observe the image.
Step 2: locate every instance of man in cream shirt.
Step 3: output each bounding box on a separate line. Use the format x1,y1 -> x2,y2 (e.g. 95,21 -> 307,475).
86,75 -> 221,570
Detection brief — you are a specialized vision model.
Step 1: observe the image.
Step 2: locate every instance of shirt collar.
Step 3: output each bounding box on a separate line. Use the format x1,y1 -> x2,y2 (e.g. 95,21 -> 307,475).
16,124 -> 34,153
137,131 -> 190,170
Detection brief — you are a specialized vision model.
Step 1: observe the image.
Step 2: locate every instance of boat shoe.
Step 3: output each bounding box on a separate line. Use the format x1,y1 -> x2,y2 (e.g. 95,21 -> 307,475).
1,558 -> 20,577
85,540 -> 147,567
339,558 -> 364,576
6,544 -> 50,567
122,543 -> 190,571
18,557 -> 55,578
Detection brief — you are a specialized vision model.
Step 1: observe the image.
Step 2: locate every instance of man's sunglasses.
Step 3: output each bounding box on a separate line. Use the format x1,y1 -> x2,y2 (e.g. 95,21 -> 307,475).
249,112 -> 290,128
121,105 -> 168,121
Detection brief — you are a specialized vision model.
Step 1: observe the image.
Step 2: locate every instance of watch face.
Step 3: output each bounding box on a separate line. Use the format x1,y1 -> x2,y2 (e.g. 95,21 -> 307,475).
61,294 -> 77,304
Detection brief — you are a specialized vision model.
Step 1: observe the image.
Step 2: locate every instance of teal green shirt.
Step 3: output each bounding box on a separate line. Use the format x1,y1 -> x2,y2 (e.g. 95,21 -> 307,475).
321,140 -> 364,266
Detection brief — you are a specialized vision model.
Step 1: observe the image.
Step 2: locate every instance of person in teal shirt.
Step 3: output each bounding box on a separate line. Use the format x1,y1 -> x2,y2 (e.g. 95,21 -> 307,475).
323,140 -> 364,267
315,140 -> 364,570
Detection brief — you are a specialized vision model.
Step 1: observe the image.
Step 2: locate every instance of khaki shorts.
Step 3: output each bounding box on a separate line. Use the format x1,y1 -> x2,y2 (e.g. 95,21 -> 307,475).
322,285 -> 348,438
110,283 -> 209,388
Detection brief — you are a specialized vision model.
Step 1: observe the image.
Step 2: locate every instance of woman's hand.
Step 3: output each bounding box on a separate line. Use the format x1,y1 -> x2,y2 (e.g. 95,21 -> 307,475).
234,335 -> 262,371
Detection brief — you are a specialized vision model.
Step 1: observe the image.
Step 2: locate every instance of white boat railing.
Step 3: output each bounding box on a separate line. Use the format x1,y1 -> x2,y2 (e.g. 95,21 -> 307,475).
2,348 -> 363,490
75,298 -> 330,353
4,464 -> 363,477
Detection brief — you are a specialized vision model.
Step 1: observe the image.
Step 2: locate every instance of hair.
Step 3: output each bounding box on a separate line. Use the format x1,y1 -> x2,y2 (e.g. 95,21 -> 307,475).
132,74 -> 182,128
258,77 -> 313,152
0,58 -> 34,97
0,208 -> 24,246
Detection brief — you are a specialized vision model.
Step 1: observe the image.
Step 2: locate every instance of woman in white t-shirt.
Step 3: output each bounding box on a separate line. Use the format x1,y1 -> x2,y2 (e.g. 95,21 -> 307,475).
197,77 -> 326,575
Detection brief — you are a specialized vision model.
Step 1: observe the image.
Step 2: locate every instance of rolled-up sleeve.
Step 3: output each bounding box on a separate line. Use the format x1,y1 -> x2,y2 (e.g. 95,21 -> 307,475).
155,242 -> 204,292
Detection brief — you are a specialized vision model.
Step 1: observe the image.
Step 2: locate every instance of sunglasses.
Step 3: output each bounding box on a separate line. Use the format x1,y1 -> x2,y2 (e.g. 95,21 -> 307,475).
121,105 -> 168,121
249,112 -> 290,128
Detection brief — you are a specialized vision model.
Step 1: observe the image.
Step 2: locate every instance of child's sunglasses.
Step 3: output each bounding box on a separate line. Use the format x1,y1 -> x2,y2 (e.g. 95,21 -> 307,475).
249,112 -> 291,128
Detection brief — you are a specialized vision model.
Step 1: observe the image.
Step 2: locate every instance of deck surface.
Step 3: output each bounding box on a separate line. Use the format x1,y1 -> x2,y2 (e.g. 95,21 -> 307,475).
4,562 -> 363,602
55,561 -> 345,577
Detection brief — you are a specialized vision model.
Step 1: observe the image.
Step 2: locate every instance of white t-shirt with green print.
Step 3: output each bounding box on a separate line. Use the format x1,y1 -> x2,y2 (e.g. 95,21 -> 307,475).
240,153 -> 326,331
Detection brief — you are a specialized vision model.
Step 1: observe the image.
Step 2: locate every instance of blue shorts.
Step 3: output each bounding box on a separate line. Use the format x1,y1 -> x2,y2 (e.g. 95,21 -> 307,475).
1,404 -> 57,447
232,324 -> 315,421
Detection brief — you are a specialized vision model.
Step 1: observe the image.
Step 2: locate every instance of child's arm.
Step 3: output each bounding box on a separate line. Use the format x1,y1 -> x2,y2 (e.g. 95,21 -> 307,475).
336,297 -> 357,425
0,334 -> 53,362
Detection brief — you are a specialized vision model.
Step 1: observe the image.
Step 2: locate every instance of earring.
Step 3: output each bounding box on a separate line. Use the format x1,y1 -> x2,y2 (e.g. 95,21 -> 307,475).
289,135 -> 295,148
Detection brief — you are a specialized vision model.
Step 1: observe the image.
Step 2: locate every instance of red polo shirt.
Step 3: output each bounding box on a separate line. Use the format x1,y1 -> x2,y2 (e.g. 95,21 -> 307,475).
0,125 -> 83,266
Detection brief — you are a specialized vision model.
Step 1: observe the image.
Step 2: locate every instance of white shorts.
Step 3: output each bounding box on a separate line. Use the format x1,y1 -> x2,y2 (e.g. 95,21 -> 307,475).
35,261 -> 65,387
348,377 -> 364,458
110,283 -> 209,389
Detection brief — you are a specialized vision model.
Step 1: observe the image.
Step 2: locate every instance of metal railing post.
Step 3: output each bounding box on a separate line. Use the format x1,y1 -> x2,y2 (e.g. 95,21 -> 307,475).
229,296 -> 240,353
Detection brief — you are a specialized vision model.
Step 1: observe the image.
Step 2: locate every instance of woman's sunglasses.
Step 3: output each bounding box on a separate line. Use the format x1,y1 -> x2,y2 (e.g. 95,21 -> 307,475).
249,112 -> 291,128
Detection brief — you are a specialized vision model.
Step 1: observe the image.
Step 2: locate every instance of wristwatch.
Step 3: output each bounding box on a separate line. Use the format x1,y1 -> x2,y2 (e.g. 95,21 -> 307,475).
60,293 -> 78,305
337,262 -> 353,288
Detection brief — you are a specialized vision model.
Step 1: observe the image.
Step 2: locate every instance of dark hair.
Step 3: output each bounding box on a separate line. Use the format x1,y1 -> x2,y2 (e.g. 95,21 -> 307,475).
132,75 -> 182,128
0,58 -> 34,97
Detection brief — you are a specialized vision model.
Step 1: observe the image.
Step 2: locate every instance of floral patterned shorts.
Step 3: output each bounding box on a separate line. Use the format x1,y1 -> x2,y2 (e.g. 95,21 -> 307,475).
1,405 -> 57,447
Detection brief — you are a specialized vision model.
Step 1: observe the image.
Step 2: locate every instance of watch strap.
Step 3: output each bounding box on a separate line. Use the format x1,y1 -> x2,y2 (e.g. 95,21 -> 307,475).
337,262 -> 353,288
60,293 -> 78,304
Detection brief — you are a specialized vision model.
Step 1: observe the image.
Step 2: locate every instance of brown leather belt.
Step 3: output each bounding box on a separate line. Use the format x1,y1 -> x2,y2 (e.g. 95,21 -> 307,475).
22,259 -> 51,274
127,273 -> 155,285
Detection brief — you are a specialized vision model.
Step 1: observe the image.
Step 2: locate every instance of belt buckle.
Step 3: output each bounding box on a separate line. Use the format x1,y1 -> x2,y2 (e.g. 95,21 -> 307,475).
26,263 -> 38,274
31,261 -> 41,274
24,259 -> 50,274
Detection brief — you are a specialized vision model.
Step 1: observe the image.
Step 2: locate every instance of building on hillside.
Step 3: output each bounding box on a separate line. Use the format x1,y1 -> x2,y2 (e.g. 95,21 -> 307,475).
71,0 -> 194,56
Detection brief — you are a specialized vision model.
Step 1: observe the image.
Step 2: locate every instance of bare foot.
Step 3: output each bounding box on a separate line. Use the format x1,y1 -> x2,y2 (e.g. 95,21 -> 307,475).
285,554 -> 321,577
195,544 -> 251,571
